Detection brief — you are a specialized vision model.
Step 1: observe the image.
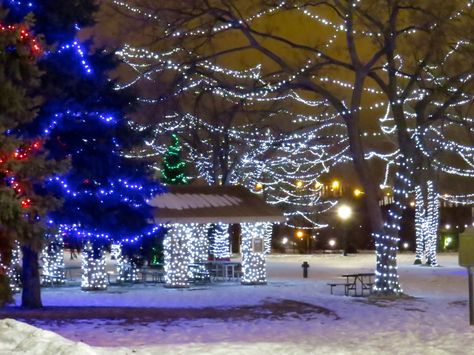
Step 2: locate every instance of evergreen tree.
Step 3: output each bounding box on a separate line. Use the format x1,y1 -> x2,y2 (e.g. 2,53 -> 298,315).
161,134 -> 189,185
153,134 -> 190,266
2,1 -> 163,295
0,13 -> 64,308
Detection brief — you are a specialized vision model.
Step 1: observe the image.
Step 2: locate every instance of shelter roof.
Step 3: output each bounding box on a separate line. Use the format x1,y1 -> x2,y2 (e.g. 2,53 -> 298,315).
149,185 -> 285,224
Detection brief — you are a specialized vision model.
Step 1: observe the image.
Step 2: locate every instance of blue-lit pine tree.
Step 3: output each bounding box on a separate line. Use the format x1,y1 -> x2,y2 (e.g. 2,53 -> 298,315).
3,1 -> 164,296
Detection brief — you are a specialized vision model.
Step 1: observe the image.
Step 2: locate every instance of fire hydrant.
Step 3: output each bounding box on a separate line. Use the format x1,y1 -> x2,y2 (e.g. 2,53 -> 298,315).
302,261 -> 310,278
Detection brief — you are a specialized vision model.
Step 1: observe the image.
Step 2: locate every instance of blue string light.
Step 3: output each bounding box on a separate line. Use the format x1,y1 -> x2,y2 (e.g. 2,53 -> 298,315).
57,41 -> 92,74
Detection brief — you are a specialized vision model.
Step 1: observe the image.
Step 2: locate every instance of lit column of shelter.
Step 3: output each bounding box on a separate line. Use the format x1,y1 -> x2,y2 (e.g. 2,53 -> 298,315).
241,222 -> 271,285
7,241 -> 22,293
188,223 -> 210,280
116,243 -> 139,283
41,235 -> 66,285
164,224 -> 192,288
81,241 -> 107,290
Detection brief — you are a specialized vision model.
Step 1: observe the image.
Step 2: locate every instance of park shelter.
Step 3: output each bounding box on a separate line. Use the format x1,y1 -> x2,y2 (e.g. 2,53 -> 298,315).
149,185 -> 285,288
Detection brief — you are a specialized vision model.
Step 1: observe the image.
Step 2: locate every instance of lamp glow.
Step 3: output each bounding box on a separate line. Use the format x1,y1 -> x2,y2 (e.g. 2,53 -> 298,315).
337,205 -> 352,220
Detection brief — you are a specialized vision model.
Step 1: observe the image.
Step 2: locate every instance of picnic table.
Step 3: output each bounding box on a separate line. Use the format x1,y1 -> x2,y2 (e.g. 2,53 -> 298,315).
140,266 -> 164,284
189,261 -> 242,281
64,265 -> 81,281
328,272 -> 375,296
211,261 -> 241,281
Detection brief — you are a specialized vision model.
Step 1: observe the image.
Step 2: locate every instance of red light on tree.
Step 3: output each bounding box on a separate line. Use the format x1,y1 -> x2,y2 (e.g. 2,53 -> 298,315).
21,198 -> 31,209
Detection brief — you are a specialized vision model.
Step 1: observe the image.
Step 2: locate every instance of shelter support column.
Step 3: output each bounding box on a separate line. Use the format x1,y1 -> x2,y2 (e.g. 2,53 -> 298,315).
241,222 -> 271,285
188,224 -> 210,280
164,224 -> 191,288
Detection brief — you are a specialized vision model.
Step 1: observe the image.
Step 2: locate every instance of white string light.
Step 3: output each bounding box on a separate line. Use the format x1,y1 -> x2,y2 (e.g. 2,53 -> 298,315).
7,241 -> 21,293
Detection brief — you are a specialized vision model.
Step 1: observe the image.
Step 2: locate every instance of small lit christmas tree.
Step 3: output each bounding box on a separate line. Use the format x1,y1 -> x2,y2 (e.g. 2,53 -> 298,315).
160,134 -> 189,185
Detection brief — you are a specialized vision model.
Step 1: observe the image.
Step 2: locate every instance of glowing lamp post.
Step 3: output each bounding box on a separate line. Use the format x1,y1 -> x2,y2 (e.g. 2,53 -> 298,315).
337,204 -> 352,256
295,230 -> 310,254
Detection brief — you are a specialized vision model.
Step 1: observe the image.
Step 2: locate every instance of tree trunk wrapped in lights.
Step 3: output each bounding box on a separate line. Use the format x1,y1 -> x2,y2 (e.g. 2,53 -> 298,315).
81,242 -> 107,291
241,222 -> 269,285
373,158 -> 413,294
41,235 -> 65,285
425,181 -> 440,266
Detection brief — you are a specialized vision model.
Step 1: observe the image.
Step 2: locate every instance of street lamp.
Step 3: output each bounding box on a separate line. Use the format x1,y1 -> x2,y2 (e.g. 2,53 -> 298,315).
295,230 -> 311,254
337,204 -> 352,220
337,204 -> 352,256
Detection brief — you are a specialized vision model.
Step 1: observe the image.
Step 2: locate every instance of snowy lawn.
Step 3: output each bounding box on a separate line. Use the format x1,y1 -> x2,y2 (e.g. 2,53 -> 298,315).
1,252 -> 473,354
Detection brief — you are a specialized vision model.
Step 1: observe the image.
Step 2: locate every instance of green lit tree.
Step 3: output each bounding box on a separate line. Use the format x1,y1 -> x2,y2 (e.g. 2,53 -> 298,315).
155,134 -> 189,266
160,134 -> 189,185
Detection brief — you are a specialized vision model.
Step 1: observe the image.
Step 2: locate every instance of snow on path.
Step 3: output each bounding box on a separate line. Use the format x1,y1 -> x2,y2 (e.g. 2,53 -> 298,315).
3,253 -> 474,354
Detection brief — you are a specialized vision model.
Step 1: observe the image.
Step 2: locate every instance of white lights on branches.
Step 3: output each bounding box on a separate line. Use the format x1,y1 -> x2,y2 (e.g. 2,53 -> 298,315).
113,0 -> 474,295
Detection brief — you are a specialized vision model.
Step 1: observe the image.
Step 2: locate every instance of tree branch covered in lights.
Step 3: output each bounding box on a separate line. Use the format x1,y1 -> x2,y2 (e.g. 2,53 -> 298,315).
127,97 -> 343,229
113,18 -> 345,229
111,0 -> 474,294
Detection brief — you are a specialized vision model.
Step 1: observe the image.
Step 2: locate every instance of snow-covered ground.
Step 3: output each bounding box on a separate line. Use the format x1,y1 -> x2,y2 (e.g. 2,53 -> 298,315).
1,253 -> 473,354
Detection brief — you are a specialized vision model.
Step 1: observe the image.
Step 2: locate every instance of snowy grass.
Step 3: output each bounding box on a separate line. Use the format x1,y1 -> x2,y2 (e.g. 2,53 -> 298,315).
1,252 -> 473,354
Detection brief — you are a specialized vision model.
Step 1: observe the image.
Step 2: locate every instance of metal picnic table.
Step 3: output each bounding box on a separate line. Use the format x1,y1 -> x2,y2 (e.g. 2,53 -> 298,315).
341,273 -> 375,296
